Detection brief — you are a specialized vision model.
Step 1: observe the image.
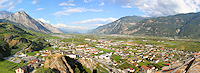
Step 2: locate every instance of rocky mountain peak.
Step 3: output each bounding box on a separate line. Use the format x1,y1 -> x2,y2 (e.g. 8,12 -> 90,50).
5,11 -> 52,33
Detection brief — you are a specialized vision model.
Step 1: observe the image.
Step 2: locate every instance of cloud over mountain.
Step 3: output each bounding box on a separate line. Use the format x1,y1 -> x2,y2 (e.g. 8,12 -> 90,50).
70,17 -> 117,26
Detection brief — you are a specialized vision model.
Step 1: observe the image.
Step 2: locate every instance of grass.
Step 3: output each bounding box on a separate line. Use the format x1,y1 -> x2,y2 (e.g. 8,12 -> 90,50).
83,66 -> 91,73
138,61 -> 151,67
0,60 -> 24,73
112,55 -> 121,61
43,47 -> 54,50
118,62 -> 135,69
98,65 -> 108,73
26,51 -> 40,56
157,62 -> 168,67
97,48 -> 115,52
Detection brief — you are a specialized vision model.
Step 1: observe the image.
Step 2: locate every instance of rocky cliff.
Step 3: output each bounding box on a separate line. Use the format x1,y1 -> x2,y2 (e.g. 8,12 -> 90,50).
44,53 -> 73,73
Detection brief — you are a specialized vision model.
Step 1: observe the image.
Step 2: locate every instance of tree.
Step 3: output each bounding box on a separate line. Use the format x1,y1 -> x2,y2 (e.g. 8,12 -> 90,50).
35,67 -> 54,73
75,67 -> 80,73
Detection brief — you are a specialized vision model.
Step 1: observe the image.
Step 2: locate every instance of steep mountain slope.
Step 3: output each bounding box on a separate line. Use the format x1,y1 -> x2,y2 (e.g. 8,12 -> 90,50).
5,11 -> 51,33
0,23 -> 50,59
36,20 -> 62,33
0,11 -> 13,19
126,12 -> 200,38
90,16 -> 147,34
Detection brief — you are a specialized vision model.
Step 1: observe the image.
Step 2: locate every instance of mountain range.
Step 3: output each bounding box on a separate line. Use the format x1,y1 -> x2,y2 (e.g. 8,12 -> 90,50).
0,11 -> 62,34
0,11 -> 13,19
90,16 -> 148,34
1,10 -> 199,39
90,13 -> 200,39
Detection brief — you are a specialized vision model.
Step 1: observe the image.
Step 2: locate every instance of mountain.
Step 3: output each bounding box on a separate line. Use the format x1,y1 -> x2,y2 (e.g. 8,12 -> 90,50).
58,28 -> 80,34
36,20 -> 62,33
91,12 -> 200,39
0,11 -> 13,19
5,11 -> 51,33
125,12 -> 200,39
90,16 -> 147,34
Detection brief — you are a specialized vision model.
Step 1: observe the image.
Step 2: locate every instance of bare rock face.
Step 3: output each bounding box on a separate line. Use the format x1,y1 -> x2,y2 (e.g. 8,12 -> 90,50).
44,53 -> 73,73
5,11 -> 51,33
78,58 -> 92,68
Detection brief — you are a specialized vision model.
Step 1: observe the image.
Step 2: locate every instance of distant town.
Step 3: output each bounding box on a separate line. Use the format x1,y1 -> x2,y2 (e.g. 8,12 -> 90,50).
4,34 -> 200,73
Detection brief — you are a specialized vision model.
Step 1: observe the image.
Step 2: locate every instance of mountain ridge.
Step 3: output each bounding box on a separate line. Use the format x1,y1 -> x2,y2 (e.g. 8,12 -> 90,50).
91,12 -> 200,39
90,16 -> 148,34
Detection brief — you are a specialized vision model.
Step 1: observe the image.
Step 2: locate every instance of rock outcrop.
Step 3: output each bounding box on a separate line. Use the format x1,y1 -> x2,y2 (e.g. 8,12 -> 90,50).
44,53 -> 73,73
78,58 -> 92,68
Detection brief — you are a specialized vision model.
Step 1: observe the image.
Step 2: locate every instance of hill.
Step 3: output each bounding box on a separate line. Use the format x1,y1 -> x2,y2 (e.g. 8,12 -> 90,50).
126,12 -> 200,39
91,12 -> 200,39
90,16 -> 147,34
0,23 -> 50,59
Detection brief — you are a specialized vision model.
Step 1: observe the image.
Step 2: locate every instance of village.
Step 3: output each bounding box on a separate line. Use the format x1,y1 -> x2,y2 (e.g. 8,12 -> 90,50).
5,35 -> 200,73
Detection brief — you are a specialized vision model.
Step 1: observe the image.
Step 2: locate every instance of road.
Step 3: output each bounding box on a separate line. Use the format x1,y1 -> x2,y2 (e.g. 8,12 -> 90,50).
94,58 -> 120,73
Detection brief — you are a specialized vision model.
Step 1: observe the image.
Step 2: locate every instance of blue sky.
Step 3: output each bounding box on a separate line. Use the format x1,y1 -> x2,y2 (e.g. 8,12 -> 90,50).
1,0 -> 200,33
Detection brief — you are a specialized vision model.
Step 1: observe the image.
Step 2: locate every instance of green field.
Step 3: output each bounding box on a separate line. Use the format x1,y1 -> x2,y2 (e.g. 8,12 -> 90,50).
0,60 -> 24,73
98,48 -> 115,52
112,55 -> 121,61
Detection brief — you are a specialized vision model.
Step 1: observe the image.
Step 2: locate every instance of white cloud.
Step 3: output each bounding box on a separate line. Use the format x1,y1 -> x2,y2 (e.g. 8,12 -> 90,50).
0,0 -> 22,9
32,0 -> 38,4
84,0 -> 92,3
7,6 -> 15,10
121,4 -> 132,8
92,24 -> 104,26
105,0 -> 200,17
51,23 -> 88,29
99,2 -> 105,6
53,7 -> 102,16
59,2 -> 75,6
59,0 -> 75,6
37,18 -> 50,24
36,8 -> 44,10
71,17 -> 117,26
19,8 -> 24,10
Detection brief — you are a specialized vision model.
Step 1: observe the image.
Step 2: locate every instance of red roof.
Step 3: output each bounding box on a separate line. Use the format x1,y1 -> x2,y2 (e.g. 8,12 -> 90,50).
43,53 -> 48,54
141,65 -> 151,70
193,53 -> 200,55
29,60 -> 38,64
164,63 -> 170,66
133,63 -> 138,66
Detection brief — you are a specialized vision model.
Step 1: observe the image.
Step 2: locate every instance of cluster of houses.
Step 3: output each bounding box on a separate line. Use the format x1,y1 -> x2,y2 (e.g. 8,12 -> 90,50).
82,38 -> 196,73
13,37 -> 199,73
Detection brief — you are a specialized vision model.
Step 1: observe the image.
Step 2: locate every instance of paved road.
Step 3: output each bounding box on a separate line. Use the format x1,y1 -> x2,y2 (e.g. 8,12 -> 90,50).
94,58 -> 120,73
